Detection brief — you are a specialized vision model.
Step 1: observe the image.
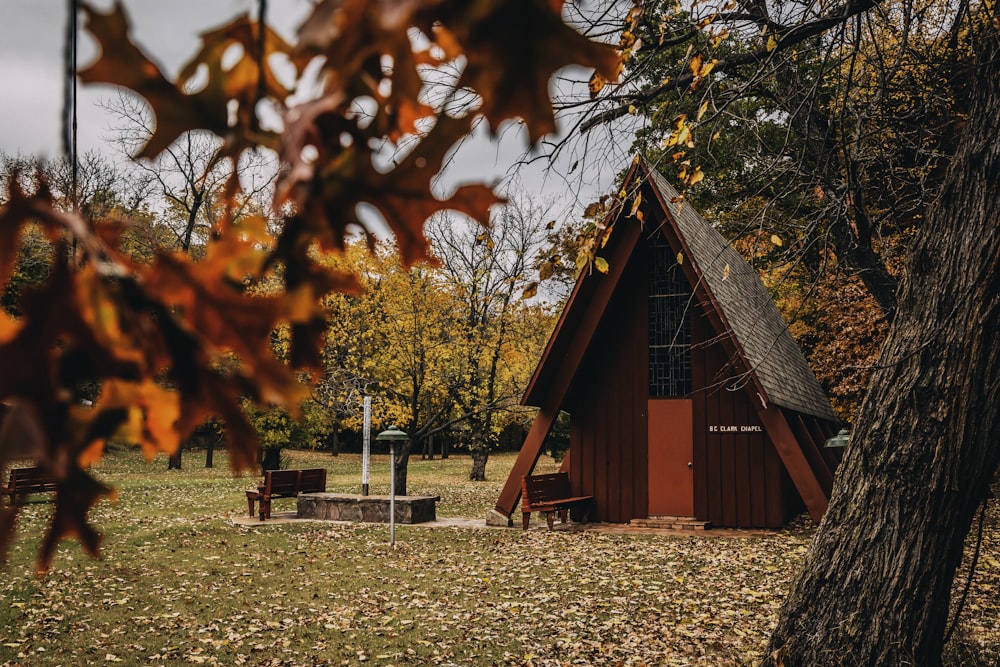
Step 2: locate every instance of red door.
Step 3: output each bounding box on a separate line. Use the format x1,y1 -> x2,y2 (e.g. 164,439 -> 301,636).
647,399 -> 694,516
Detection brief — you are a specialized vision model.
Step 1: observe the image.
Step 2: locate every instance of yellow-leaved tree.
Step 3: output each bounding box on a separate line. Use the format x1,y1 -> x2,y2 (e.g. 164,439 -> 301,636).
0,0 -> 621,572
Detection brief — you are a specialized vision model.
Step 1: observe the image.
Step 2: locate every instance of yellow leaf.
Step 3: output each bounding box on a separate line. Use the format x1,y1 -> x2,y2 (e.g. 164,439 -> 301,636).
767,34 -> 779,51
722,263 -> 730,280
588,71 -> 607,97
676,251 -> 684,265
677,126 -> 691,147
594,257 -> 609,274
628,104 -> 637,114
689,54 -> 703,77
697,100 -> 710,121
629,193 -> 643,218
700,60 -> 717,77
771,234 -> 783,247
688,166 -> 704,186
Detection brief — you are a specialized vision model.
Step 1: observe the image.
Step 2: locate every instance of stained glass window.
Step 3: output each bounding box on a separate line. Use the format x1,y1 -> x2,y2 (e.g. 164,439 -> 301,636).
648,235 -> 691,396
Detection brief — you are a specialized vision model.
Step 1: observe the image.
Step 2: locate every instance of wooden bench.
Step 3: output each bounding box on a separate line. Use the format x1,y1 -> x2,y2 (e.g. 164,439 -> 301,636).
246,468 -> 327,521
2,466 -> 57,504
521,472 -> 593,530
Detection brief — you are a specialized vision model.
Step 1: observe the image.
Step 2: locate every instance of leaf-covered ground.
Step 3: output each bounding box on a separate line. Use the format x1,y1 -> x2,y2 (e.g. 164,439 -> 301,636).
1,448 -> 999,666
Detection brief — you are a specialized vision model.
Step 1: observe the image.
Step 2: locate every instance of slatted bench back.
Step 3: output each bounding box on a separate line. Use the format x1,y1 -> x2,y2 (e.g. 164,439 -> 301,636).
3,466 -> 57,499
9,466 -> 56,493
297,468 -> 327,494
523,472 -> 573,506
262,468 -> 327,497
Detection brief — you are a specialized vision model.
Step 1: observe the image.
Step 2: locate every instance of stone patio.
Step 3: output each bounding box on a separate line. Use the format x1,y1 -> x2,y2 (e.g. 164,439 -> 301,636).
296,492 -> 440,524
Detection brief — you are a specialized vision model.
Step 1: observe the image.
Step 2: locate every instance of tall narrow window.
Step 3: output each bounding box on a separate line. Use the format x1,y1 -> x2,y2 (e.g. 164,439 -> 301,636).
648,235 -> 691,396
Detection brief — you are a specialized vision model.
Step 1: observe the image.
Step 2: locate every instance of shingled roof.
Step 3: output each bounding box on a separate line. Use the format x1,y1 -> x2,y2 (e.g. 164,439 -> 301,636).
643,162 -> 837,422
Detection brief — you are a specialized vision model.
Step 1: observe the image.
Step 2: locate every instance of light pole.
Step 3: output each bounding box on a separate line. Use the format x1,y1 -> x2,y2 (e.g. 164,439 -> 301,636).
362,397 -> 371,495
375,425 -> 408,547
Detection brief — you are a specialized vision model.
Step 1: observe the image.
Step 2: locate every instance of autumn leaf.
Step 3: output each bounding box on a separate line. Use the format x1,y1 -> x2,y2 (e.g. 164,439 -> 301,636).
539,261 -> 555,281
294,0 -> 434,140
690,54 -> 703,77
629,193 -> 643,218
589,71 -> 607,98
430,0 -> 621,143
594,257 -> 610,274
688,166 -> 705,186
38,469 -> 115,575
79,4 -> 291,160
697,100 -> 710,121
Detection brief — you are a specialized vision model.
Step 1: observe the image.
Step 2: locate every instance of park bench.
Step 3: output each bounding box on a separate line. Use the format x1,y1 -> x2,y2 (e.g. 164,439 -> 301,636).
521,472 -> 593,530
246,468 -> 327,521
2,466 -> 57,504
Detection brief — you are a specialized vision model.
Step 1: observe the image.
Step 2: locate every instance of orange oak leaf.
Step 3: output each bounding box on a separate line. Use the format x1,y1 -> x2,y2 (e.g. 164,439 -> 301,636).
37,469 -> 116,575
79,4 -> 292,160
426,0 -> 621,142
294,0 -> 435,140
142,252 -> 302,400
286,111 -> 503,267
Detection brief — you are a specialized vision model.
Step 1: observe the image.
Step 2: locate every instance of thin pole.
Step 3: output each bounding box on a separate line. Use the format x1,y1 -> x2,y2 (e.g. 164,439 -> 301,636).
389,442 -> 396,547
63,0 -> 78,202
362,396 -> 371,495
63,0 -> 79,266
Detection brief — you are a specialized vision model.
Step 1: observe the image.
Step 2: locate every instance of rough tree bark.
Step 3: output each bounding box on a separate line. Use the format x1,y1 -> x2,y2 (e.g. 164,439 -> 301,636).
393,440 -> 413,497
468,422 -> 489,481
764,25 -> 1000,666
469,445 -> 489,481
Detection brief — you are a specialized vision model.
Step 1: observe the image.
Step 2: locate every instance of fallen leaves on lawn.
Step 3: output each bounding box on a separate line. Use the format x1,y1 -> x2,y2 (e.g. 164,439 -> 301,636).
1,449 -> 998,666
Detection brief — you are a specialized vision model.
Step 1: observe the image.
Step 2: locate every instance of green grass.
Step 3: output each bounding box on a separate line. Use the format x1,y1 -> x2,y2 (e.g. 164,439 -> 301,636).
1,448 -> 998,666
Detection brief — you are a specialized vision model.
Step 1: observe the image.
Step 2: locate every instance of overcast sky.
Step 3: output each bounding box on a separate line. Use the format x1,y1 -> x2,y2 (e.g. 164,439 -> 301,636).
0,0 -> 622,219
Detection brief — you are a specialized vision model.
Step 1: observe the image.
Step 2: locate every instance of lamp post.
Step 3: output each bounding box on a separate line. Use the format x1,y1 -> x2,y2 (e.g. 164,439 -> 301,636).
375,425 -> 408,547
362,397 -> 371,496
825,428 -> 851,449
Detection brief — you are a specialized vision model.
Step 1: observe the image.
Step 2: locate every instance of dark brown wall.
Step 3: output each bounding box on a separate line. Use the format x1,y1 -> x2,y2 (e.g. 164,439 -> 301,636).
567,250 -> 648,523
689,298 -> 800,528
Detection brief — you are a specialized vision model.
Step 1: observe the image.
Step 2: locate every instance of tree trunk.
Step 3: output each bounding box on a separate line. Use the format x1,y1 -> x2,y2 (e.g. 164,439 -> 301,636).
167,450 -> 181,470
765,28 -> 1000,666
469,445 -> 488,481
204,438 -> 214,468
392,440 -> 412,497
261,446 -> 282,473
325,428 -> 339,456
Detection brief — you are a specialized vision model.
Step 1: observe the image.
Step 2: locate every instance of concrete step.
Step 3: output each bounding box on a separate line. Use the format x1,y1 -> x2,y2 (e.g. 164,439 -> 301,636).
628,516 -> 711,531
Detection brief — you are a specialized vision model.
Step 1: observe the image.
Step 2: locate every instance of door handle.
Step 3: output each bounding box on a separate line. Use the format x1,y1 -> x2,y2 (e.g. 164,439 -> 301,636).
687,462 -> 693,468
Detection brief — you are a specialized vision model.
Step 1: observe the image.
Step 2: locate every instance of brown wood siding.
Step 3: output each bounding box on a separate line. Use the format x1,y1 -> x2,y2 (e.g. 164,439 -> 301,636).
567,253 -> 648,523
691,304 -> 709,521
690,305 -> 797,529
